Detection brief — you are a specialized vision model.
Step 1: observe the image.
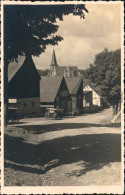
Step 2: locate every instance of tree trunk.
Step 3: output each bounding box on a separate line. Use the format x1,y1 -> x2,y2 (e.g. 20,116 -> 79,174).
4,60 -> 8,127
112,104 -> 116,115
113,103 -> 119,115
116,103 -> 118,115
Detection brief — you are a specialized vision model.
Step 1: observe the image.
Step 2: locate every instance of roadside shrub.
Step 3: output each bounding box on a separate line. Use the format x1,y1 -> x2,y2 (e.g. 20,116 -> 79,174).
83,105 -> 103,113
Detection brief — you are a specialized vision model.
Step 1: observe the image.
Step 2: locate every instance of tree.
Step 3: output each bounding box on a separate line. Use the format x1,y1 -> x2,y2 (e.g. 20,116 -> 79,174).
87,48 -> 121,114
4,4 -> 88,63
3,4 -> 88,125
37,69 -> 49,76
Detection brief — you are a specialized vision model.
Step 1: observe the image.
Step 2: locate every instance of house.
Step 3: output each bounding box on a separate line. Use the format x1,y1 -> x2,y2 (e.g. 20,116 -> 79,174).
65,76 -> 83,113
83,91 -> 93,107
8,54 -> 41,116
49,49 -> 81,77
83,80 -> 101,108
40,76 -> 71,113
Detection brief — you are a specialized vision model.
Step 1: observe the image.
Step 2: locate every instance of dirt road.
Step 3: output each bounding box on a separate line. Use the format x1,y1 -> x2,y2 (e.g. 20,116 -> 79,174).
4,108 -> 122,186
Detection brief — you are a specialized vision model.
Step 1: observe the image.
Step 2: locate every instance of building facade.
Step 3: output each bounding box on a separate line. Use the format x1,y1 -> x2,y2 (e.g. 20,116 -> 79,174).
40,76 -> 71,113
8,54 -> 41,116
83,85 -> 101,107
65,76 -> 83,113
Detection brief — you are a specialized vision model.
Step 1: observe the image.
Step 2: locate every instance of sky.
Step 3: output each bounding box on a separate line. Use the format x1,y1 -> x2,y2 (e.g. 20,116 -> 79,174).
33,3 -> 121,70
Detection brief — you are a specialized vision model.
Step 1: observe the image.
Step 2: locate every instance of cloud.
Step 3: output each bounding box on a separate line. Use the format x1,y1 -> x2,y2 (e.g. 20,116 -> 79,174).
33,4 -> 121,70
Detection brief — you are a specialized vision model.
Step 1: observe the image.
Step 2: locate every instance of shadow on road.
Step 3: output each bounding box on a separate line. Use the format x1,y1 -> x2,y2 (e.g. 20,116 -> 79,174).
15,122 -> 121,134
5,132 -> 121,178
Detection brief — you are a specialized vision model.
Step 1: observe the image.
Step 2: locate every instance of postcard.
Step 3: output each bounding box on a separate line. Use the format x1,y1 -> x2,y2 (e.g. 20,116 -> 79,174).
1,1 -> 124,194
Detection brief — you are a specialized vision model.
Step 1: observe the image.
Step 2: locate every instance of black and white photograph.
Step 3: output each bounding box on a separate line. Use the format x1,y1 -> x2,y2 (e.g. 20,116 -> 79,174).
1,1 -> 124,194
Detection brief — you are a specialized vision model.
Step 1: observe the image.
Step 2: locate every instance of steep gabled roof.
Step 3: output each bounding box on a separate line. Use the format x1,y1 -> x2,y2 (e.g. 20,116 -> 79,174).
65,76 -> 83,95
8,56 -> 25,82
40,76 -> 63,103
8,55 -> 40,82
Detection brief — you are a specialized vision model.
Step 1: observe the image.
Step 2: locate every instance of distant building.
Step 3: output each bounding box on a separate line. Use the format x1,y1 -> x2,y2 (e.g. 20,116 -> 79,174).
8,54 -> 41,116
40,76 -> 71,113
49,49 -> 81,77
83,83 -> 101,107
65,76 -> 83,113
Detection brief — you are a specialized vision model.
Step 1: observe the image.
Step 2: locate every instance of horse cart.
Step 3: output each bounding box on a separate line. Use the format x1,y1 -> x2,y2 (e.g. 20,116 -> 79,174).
8,107 -> 20,123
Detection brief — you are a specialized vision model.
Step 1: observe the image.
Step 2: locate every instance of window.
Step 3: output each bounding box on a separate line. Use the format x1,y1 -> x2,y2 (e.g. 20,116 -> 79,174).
60,90 -> 68,97
61,101 -> 66,108
66,90 -> 69,96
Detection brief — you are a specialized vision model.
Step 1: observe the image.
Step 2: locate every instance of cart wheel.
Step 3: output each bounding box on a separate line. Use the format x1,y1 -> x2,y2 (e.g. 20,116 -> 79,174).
11,114 -> 15,123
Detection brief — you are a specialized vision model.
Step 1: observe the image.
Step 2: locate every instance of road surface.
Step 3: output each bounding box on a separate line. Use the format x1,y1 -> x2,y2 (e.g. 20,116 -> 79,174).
4,108 -> 122,186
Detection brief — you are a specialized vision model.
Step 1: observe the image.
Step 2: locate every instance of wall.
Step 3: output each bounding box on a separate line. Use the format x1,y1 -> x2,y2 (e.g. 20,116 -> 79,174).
56,78 -> 71,113
9,97 -> 40,116
83,85 -> 101,107
83,92 -> 92,107
71,96 -> 77,111
76,79 -> 83,111
92,91 -> 101,106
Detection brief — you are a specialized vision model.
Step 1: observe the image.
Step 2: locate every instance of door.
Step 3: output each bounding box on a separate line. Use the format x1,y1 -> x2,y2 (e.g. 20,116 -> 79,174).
67,100 -> 72,113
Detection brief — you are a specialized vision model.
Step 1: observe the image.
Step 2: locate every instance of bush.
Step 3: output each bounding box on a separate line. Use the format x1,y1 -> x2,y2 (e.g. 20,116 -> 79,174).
83,105 -> 103,113
72,109 -> 79,116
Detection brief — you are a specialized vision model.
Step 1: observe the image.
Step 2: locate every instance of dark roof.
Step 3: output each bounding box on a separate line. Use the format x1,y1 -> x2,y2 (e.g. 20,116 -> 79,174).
8,55 -> 40,82
65,76 -> 83,95
8,56 -> 25,82
40,76 -> 63,103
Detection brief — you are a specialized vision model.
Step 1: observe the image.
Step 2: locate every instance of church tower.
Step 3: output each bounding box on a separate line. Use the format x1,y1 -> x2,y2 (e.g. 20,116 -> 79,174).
51,49 -> 58,67
50,49 -> 59,76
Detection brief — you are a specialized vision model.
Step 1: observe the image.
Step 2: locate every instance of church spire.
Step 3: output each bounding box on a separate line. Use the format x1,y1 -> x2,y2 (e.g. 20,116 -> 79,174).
50,49 -> 58,67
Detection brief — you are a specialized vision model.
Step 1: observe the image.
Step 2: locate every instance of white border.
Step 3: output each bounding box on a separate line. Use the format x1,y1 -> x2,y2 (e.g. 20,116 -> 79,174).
1,0 -> 5,191
1,1 -> 124,5
1,1 -> 124,194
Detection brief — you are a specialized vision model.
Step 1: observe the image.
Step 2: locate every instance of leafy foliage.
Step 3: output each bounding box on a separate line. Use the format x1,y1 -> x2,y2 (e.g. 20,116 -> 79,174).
37,69 -> 49,76
4,4 -> 88,64
3,4 -> 88,125
86,48 -> 121,107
